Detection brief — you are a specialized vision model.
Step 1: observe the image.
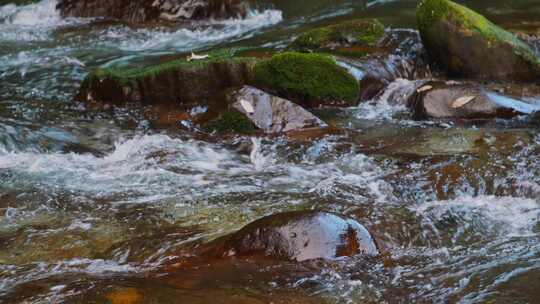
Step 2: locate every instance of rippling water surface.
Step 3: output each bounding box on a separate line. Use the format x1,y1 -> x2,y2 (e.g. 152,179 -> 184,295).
1,0 -> 540,303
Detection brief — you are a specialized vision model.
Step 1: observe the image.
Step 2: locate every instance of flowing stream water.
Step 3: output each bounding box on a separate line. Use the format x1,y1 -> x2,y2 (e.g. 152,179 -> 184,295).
0,0 -> 539,303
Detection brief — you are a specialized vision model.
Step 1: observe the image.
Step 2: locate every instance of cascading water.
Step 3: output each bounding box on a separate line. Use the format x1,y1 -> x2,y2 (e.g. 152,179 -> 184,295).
0,0 -> 539,303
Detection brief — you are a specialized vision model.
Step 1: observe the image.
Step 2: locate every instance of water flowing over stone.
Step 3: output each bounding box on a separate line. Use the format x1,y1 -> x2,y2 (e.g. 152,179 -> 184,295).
205,211 -> 379,261
56,0 -> 248,23
408,81 -> 540,119
1,1 -> 540,303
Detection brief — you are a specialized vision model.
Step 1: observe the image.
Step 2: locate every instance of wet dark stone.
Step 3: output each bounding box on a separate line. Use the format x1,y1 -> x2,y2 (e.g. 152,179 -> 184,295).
204,211 -> 379,262
56,0 -> 247,23
76,53 -> 256,107
417,0 -> 540,81
345,29 -> 434,102
407,81 -> 540,120
228,86 -> 327,133
359,75 -> 388,102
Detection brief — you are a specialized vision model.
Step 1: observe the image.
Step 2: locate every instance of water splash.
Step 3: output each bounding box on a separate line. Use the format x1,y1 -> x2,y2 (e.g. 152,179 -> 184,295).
355,78 -> 422,120
0,0 -> 87,41
414,195 -> 540,241
0,134 -> 389,204
109,9 -> 283,52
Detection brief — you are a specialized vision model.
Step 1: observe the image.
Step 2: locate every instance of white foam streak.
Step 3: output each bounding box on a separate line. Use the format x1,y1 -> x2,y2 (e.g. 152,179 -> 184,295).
0,134 -> 389,203
114,9 -> 283,52
414,196 -> 540,237
1,0 -> 61,26
356,78 -> 420,120
0,0 -> 88,41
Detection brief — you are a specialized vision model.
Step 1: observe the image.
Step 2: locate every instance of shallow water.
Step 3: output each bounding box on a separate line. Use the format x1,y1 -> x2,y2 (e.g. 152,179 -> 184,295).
1,0 -> 540,303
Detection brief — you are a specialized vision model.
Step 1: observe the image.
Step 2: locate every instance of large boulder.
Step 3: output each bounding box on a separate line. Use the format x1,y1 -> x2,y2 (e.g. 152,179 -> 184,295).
77,50 -> 256,107
204,211 -> 379,262
56,0 -> 247,23
408,81 -> 540,119
288,19 -> 385,57
228,86 -> 327,133
417,0 -> 540,81
253,52 -> 360,107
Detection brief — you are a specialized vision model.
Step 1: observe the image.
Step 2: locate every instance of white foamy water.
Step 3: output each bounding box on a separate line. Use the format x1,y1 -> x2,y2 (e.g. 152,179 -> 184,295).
0,134 -> 389,204
0,0 -> 282,54
0,0 -> 60,26
355,78 -> 422,120
415,195 -> 540,239
0,0 -> 87,41
0,258 -> 138,296
109,9 -> 283,52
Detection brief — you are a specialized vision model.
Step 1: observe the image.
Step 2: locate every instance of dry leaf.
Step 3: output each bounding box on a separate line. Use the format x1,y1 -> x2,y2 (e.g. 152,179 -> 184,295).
240,99 -> 255,114
417,85 -> 433,93
452,96 -> 476,109
186,52 -> 209,62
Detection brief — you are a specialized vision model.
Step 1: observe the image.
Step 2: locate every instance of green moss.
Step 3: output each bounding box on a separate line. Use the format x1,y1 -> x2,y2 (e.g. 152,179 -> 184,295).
205,111 -> 255,134
417,0 -> 539,63
84,48 -> 256,89
253,52 -> 359,106
0,0 -> 40,6
290,19 -> 385,52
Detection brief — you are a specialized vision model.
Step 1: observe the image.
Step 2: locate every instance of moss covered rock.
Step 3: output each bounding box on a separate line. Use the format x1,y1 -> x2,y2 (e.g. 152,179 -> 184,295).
0,0 -> 40,5
289,19 -> 385,57
417,0 -> 540,81
253,52 -> 359,107
204,110 -> 256,134
77,49 -> 257,106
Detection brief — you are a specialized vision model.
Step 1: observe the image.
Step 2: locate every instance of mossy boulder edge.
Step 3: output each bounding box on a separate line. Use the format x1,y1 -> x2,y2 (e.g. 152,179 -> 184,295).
289,19 -> 385,57
77,49 -> 257,106
77,50 -> 361,109
417,0 -> 540,81
253,52 -> 360,107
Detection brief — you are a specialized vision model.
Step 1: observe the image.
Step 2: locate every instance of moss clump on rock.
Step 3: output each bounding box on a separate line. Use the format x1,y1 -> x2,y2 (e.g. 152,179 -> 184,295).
417,0 -> 540,81
253,52 -> 359,107
289,19 -> 385,54
0,0 -> 40,6
78,48 -> 257,106
205,111 -> 255,134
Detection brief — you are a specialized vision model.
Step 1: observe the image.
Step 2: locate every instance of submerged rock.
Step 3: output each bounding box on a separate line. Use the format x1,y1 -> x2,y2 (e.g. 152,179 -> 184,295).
56,0 -> 247,23
253,52 -> 360,107
205,211 -> 379,262
408,81 -> 540,119
228,86 -> 327,133
417,0 -> 540,81
289,19 -> 385,57
77,49 -> 256,107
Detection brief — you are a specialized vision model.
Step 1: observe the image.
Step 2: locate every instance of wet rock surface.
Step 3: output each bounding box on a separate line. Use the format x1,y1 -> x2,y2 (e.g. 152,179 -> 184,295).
288,18 -> 385,57
228,86 -> 327,133
417,0 -> 540,81
204,211 -> 379,262
77,50 -> 256,107
408,81 -> 540,119
344,29 -> 433,102
56,0 -> 247,23
3,0 -> 540,303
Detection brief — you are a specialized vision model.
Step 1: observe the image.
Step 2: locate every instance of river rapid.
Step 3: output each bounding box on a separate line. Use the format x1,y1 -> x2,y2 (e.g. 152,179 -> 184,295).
0,0 -> 539,303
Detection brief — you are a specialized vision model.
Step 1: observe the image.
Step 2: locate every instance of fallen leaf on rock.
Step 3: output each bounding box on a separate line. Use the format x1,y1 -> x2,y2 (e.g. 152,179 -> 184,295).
240,99 -> 255,114
417,85 -> 433,93
187,52 -> 209,62
452,96 -> 476,109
